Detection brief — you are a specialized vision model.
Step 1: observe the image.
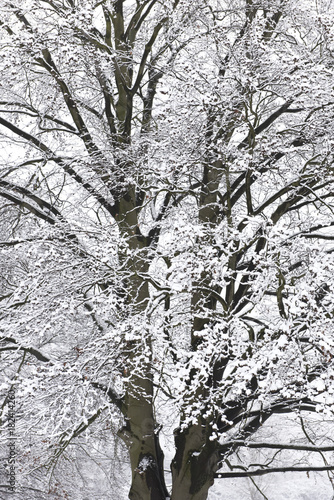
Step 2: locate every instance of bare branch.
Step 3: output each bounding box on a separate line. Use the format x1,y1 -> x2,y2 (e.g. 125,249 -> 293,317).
215,465 -> 334,479
222,441 -> 334,453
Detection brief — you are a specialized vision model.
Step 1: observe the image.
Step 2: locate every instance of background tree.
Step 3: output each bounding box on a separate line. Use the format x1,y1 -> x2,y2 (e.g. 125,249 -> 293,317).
1,1 -> 334,499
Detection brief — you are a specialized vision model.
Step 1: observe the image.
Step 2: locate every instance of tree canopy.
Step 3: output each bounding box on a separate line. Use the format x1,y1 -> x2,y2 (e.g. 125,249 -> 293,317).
1,1 -> 334,499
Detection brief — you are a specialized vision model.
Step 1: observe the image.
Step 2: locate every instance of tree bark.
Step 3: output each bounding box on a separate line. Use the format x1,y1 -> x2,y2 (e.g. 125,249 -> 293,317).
115,188 -> 169,500
171,421 -> 219,500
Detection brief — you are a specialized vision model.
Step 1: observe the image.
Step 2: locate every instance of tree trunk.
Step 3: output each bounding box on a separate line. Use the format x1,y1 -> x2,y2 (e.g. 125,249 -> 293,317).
171,422 -> 219,500
116,190 -> 169,500
120,377 -> 168,500
118,265 -> 169,500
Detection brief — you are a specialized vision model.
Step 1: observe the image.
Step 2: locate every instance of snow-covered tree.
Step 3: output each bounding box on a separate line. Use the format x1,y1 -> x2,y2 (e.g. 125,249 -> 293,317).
1,1 -> 334,499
